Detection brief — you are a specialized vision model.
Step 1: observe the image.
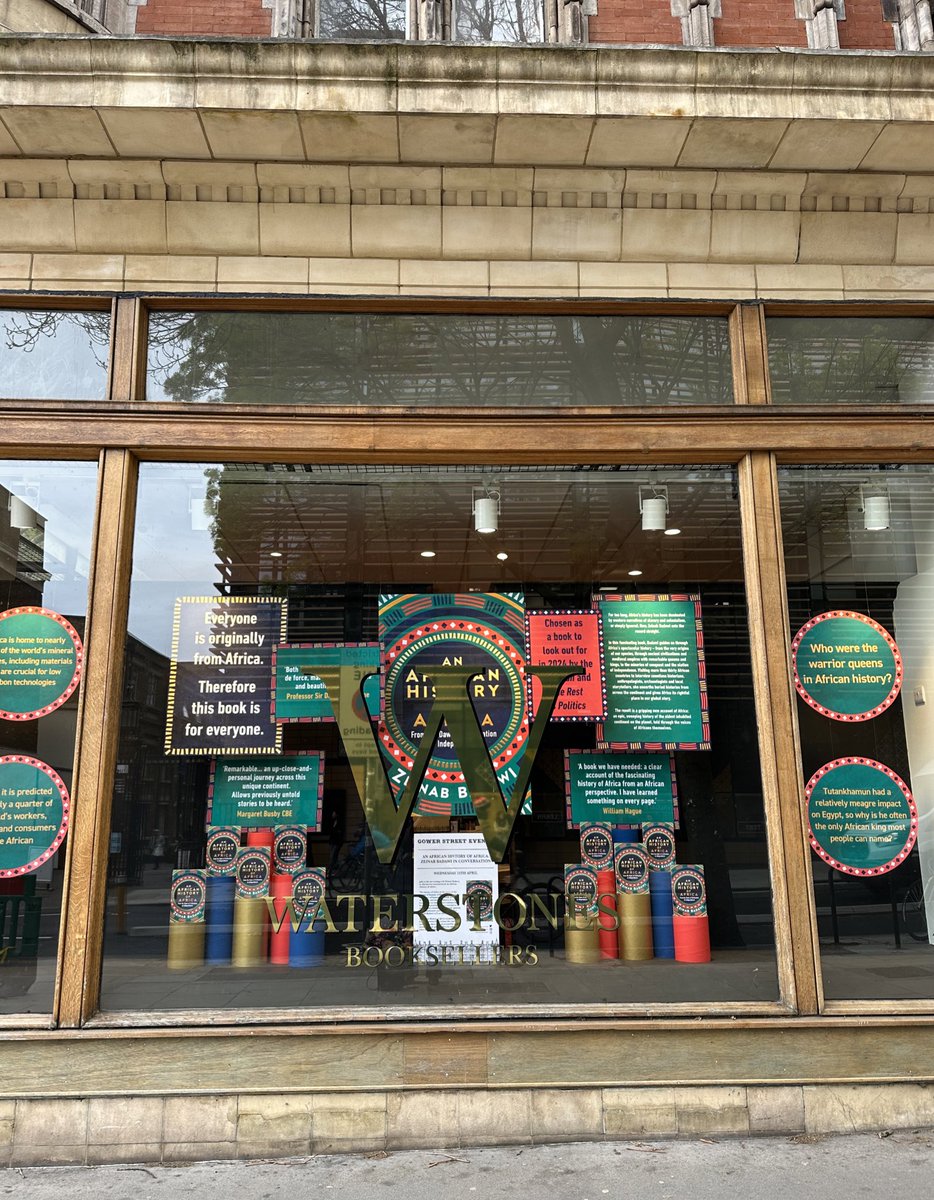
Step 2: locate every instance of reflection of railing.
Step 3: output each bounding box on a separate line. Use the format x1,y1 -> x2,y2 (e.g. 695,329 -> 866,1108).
0,878 -> 41,999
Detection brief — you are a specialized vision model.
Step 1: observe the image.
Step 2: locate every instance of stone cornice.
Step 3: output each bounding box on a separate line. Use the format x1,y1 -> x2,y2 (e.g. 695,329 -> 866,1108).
0,39 -> 933,171
0,37 -> 932,119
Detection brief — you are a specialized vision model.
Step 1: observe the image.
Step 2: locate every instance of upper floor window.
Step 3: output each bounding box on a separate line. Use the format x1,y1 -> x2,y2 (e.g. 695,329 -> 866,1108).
317,0 -> 408,40
310,0 -> 556,41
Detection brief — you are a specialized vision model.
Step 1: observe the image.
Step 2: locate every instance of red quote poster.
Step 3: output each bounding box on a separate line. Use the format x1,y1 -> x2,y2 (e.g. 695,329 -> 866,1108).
526,609 -> 606,722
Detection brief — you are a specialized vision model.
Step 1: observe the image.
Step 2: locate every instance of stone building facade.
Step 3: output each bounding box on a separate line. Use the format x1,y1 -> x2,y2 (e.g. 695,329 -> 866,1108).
1,0 -> 934,1169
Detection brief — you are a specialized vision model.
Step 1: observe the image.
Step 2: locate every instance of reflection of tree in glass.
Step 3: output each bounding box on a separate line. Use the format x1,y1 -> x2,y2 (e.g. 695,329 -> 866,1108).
768,318 -> 934,404
2,310 -> 110,369
318,0 -> 407,38
1,309 -> 111,400
456,0 -> 543,42
147,311 -> 733,407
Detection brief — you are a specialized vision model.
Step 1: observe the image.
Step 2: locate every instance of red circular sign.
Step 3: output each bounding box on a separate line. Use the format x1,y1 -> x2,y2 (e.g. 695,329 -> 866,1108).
792,611 -> 902,723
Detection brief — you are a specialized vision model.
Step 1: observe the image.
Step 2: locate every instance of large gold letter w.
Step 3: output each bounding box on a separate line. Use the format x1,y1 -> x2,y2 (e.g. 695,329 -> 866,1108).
303,662 -> 582,864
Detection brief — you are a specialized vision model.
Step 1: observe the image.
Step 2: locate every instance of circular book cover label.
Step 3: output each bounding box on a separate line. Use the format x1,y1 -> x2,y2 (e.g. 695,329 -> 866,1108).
615,846 -> 650,894
642,824 -> 677,869
235,847 -> 271,897
171,871 -> 207,922
671,866 -> 707,916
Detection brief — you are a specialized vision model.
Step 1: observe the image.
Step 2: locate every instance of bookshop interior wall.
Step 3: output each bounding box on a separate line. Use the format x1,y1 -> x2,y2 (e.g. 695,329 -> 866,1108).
1,302 -> 933,1031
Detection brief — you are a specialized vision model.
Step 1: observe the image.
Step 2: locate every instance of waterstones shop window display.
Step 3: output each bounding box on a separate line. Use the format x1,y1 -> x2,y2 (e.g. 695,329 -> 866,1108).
94,460 -> 775,1013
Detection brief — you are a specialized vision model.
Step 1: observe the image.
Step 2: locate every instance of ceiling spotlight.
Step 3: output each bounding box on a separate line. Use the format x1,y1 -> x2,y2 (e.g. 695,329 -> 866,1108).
420,549 -> 436,559
269,551 -> 283,558
639,485 -> 669,532
496,551 -> 509,561
664,527 -> 681,537
628,569 -> 643,577
8,495 -> 38,531
473,485 -> 501,535
861,487 -> 890,532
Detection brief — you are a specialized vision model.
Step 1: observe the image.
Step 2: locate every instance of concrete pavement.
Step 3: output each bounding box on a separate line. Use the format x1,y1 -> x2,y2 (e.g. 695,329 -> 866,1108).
0,1131 -> 931,1198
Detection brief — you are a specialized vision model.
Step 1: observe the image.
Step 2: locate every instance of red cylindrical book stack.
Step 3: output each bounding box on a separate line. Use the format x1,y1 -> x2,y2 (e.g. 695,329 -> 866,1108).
269,871 -> 292,965
673,913 -> 711,963
596,868 -> 619,959
245,830 -> 274,960
246,828 -> 274,854
671,866 -> 711,963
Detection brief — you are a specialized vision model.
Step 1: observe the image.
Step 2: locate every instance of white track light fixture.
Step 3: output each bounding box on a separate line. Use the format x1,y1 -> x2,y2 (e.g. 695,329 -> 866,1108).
473,486 -> 501,535
8,495 -> 38,530
860,485 -> 890,532
639,485 -> 669,532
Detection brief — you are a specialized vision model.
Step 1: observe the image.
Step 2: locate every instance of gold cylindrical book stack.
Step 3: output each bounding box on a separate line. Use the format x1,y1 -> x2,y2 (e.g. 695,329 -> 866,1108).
564,914 -> 601,963
617,892 -> 654,961
232,894 -> 267,967
167,920 -> 205,970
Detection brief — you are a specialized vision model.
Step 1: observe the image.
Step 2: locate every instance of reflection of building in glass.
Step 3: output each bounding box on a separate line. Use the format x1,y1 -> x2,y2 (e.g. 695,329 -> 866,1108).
111,637 -> 205,887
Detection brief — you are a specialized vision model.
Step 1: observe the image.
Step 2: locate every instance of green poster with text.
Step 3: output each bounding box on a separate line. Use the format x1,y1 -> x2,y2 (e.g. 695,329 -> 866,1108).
565,751 -> 677,828
597,594 -> 709,750
208,754 -> 324,829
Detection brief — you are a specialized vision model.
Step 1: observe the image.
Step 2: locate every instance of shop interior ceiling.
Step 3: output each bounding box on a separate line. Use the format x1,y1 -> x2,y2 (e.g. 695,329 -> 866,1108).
201,464 -> 742,591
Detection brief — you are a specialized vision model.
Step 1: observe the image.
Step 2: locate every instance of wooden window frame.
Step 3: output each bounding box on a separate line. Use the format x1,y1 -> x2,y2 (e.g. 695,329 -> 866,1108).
2,295 -> 934,1032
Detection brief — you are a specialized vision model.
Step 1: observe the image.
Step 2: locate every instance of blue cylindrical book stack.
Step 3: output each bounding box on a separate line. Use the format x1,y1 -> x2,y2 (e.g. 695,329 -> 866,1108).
204,874 -> 235,965
648,869 -> 675,959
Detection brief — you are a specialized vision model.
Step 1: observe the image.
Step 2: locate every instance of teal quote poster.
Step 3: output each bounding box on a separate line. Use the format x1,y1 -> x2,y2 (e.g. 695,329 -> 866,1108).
208,754 -> 324,829
273,642 -> 381,723
565,751 -> 677,828
597,594 -> 709,750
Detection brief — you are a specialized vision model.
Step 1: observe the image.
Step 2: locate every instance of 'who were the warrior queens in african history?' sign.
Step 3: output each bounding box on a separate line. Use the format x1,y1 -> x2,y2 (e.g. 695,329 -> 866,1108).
165,596 -> 287,756
597,594 -> 709,750
793,611 -> 902,722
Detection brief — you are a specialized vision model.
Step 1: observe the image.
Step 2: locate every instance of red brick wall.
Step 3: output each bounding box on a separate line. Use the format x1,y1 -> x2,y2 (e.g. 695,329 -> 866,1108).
588,1 -> 683,45
714,0 -> 806,47
838,1 -> 895,49
135,0 -> 273,36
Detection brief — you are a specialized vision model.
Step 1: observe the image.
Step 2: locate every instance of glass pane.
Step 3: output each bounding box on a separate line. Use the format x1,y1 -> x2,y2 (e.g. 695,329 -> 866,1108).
0,310 -> 110,401
780,464 -> 934,1000
99,461 -> 776,1015
767,317 -> 934,405
317,0 -> 407,39
0,460 -> 97,1014
456,0 -> 543,42
146,313 -> 734,406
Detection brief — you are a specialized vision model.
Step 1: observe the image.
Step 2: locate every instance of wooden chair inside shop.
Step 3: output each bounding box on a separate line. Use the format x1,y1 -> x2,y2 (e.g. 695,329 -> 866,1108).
0,876 -> 41,998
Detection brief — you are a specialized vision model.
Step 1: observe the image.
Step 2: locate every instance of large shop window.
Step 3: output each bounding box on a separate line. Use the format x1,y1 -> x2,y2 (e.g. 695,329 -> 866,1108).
0,461 -> 97,1014
781,465 -> 934,1000
767,317 -> 934,405
0,309 -> 110,401
99,462 -> 777,1015
145,313 -> 734,407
